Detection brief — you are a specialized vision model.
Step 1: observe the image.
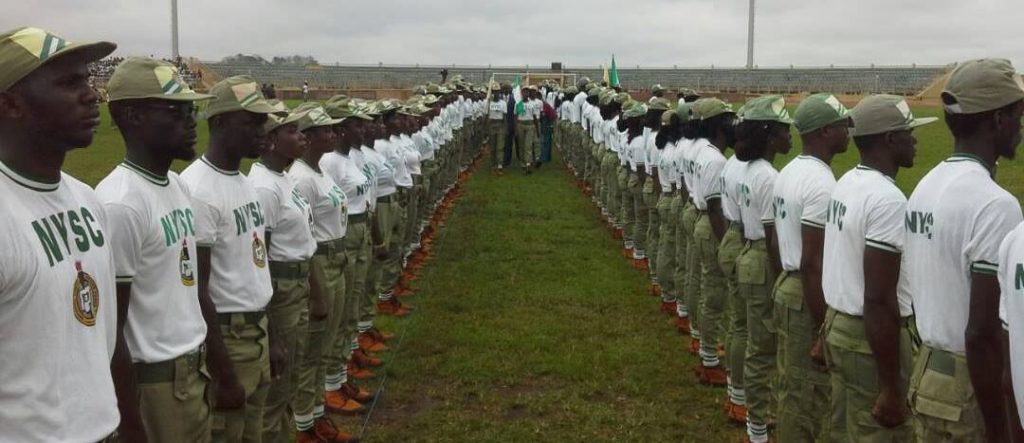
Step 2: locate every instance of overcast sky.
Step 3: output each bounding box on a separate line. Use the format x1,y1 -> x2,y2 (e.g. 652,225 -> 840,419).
4,0 -> 1022,69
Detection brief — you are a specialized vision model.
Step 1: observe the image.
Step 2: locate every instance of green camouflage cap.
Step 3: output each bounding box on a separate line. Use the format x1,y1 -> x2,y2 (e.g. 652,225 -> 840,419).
623,102 -> 648,119
205,75 -> 282,118
692,97 -> 735,120
564,86 -> 579,95
326,93 -> 349,104
660,109 -> 676,126
587,86 -> 602,98
426,83 -> 442,94
850,94 -> 937,137
585,82 -> 600,92
297,106 -> 343,131
649,97 -> 672,111
738,95 -> 794,124
265,99 -> 289,114
577,77 -> 592,88
793,93 -> 851,134
421,94 -> 440,105
264,109 -> 305,133
0,27 -> 116,92
613,92 -> 631,104
942,58 -> 1024,114
676,103 -> 695,123
677,87 -> 699,97
326,101 -> 373,121
651,84 -> 665,94
292,101 -> 321,113
598,89 -> 614,105
411,85 -> 427,95
107,57 -> 212,102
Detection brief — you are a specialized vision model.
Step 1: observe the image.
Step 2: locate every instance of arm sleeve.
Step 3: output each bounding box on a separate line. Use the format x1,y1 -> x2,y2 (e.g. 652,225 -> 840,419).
254,185 -> 281,232
758,173 -> 779,224
967,196 -> 1024,275
703,157 -> 727,203
800,180 -> 835,229
190,197 -> 221,247
103,203 -> 145,282
864,193 -> 907,254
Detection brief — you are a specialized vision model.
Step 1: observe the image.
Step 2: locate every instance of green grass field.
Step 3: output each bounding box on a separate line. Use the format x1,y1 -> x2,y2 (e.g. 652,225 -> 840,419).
62,104 -> 1024,441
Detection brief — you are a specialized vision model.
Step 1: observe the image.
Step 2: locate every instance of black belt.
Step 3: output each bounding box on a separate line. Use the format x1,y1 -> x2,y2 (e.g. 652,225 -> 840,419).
135,345 -> 205,383
269,260 -> 310,279
378,194 -> 395,203
348,213 -> 368,223
216,311 -> 266,325
315,238 -> 345,256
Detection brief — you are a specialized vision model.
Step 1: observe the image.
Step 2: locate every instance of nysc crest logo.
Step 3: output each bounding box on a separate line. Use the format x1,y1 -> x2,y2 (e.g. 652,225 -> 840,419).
180,238 -> 195,286
72,261 -> 99,327
252,232 -> 267,268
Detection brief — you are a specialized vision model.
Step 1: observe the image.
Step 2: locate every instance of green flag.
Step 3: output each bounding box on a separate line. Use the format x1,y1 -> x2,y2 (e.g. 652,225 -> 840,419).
513,75 -> 525,115
609,55 -> 620,87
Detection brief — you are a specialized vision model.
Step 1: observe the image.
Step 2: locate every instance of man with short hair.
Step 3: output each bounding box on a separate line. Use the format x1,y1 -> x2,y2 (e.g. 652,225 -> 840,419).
771,93 -> 852,441
180,75 -> 282,442
98,57 -> 216,443
823,94 -> 932,442
904,58 -> 1024,442
0,26 -> 120,443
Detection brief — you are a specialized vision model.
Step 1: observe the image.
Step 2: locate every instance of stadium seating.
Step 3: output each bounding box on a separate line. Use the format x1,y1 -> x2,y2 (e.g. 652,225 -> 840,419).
118,61 -> 950,96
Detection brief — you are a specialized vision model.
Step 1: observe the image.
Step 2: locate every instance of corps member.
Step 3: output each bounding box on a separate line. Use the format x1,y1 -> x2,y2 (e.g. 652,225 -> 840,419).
0,26 -> 119,443
904,59 -> 1024,442
770,93 -> 851,441
823,94 -> 932,441
98,57 -> 214,442
732,95 -> 792,443
688,97 -> 737,386
180,75 -> 280,442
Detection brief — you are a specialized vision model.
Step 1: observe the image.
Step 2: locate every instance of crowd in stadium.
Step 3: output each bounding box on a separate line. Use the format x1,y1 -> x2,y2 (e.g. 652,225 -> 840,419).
3,24 -> 1024,443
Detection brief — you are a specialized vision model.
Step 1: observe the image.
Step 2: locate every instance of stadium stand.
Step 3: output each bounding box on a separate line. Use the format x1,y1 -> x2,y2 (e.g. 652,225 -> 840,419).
88,58 -> 950,96
199,62 -> 949,95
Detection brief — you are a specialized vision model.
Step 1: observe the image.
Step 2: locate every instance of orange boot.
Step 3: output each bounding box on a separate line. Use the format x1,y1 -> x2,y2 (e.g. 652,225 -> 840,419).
324,389 -> 365,415
357,332 -> 387,352
313,417 -> 360,442
699,365 -> 728,386
659,301 -> 676,315
352,349 -> 382,367
676,316 -> 691,334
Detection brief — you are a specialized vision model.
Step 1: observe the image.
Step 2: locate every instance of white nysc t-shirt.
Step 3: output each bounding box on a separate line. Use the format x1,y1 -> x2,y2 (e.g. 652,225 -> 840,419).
773,155 -> 836,271
900,154 -> 1023,354
822,165 -> 910,316
249,162 -> 316,263
289,159 -> 348,242
96,162 -> 207,363
719,155 -> 747,223
0,161 -> 119,443
737,158 -> 778,241
180,156 -> 273,313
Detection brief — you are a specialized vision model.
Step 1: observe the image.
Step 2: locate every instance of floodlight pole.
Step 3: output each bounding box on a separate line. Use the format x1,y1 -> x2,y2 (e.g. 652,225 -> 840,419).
746,0 -> 755,69
170,0 -> 180,59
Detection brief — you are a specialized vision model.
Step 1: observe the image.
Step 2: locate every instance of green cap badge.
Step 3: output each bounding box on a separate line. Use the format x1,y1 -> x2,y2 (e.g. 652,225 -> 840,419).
107,57 -> 213,102
942,58 -> 1024,115
297,106 -> 344,131
850,94 -> 937,137
738,95 -> 794,124
205,75 -> 283,118
0,27 -> 116,92
649,97 -> 672,111
623,102 -> 648,119
692,98 -> 734,120
793,93 -> 851,134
